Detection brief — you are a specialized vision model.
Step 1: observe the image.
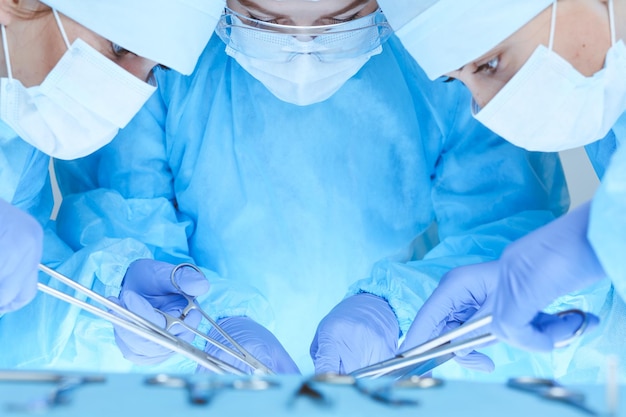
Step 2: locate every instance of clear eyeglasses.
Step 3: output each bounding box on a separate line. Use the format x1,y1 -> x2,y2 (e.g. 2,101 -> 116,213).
215,8 -> 394,63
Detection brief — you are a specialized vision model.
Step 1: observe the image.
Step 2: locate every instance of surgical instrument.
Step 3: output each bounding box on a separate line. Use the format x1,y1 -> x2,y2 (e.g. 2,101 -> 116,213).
145,373 -> 279,406
308,373 -> 419,407
352,309 -> 590,379
158,263 -> 273,374
507,377 -> 598,416
36,264 -> 258,375
0,371 -> 103,384
5,374 -> 105,413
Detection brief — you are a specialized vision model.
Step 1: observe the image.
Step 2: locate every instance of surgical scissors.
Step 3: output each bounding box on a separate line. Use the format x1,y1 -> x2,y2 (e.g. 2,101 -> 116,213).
507,377 -> 598,416
351,309 -> 589,379
159,263 -> 273,374
35,264 -> 268,375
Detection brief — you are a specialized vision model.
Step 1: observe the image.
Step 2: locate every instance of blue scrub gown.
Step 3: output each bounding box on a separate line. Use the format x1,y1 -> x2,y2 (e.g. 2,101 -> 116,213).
0,121 -> 171,372
53,34 -> 572,376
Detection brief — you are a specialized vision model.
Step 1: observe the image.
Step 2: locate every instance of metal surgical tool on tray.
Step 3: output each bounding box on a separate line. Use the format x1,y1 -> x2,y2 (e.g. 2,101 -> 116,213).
36,263 -> 272,375
351,309 -> 590,379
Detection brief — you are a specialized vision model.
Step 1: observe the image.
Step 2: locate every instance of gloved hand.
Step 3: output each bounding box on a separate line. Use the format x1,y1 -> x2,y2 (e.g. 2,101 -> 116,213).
399,262 -> 498,373
0,200 -> 43,314
199,316 -> 301,375
493,201 -> 604,351
310,293 -> 398,374
110,259 -> 210,364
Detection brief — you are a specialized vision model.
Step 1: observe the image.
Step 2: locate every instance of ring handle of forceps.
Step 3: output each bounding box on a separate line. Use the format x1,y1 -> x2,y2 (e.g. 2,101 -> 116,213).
167,263 -> 274,375
552,309 -> 589,349
169,263 -> 204,319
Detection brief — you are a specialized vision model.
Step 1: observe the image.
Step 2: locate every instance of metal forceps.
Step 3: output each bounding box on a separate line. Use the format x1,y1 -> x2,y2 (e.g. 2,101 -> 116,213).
507,377 -> 598,416
351,309 -> 590,379
36,264 -> 246,375
158,263 -> 273,375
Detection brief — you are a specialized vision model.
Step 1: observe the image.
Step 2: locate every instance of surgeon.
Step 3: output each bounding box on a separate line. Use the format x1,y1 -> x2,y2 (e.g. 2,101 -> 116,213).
0,0 -> 222,315
0,0 -> 288,373
379,0 -> 626,381
54,0 -> 570,376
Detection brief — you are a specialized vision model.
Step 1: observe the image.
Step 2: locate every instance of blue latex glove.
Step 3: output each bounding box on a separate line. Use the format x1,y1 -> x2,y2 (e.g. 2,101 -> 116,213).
399,262 -> 498,373
0,200 -> 43,314
310,293 -> 398,374
492,201 -> 604,351
199,316 -> 301,375
110,259 -> 210,364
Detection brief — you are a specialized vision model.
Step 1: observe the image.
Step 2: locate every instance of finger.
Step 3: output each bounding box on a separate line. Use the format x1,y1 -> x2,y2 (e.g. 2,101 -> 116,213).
533,311 -> 599,348
168,309 -> 203,343
453,351 -> 495,373
124,259 -> 208,296
110,292 -> 172,363
400,263 -> 497,353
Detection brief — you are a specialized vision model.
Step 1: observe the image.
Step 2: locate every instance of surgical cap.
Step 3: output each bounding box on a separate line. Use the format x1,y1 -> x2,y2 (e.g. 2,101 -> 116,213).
41,0 -> 225,75
378,0 -> 553,80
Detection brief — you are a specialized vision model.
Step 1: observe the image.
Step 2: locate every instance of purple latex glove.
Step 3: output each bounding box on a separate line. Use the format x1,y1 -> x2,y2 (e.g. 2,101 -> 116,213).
493,201 -> 604,351
310,293 -> 399,374
399,262 -> 498,373
110,259 -> 210,364
0,200 -> 43,314
199,316 -> 301,375
401,202 -> 602,373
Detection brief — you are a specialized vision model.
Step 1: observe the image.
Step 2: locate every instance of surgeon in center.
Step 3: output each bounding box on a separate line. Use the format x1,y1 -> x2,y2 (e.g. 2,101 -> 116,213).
51,0 -> 570,376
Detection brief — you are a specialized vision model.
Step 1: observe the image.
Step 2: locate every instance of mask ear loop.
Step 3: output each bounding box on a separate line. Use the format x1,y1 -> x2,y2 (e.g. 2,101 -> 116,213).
548,0 -> 557,51
609,0 -> 616,46
1,25 -> 13,80
52,9 -> 71,49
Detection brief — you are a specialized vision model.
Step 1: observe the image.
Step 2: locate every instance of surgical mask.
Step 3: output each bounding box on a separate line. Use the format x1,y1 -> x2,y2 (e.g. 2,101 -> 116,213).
0,10 -> 156,160
473,0 -> 626,152
216,9 -> 391,106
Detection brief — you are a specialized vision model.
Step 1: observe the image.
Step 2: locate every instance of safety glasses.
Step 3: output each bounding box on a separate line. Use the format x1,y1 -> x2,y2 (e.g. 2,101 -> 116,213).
215,8 -> 393,62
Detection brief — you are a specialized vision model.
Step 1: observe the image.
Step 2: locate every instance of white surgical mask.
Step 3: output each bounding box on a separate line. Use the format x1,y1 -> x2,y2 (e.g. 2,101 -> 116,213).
217,10 -> 390,106
473,0 -> 626,152
0,10 -> 156,160
227,48 -> 379,106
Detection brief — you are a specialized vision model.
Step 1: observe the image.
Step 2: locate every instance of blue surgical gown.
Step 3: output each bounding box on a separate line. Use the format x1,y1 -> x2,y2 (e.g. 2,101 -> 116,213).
53,34 -> 572,376
0,120 -> 180,372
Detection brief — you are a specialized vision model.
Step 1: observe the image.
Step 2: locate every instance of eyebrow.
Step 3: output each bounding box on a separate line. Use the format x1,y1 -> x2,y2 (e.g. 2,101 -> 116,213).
236,0 -> 371,19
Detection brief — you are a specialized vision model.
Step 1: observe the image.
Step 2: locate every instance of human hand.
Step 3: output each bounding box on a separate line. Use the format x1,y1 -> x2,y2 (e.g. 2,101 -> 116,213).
310,293 -> 398,374
0,200 -> 43,313
493,201 -> 604,351
399,262 -> 498,373
110,259 -> 210,364
200,316 -> 300,375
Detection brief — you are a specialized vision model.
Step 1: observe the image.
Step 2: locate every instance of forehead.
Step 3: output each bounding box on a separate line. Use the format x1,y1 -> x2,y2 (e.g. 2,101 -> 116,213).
227,0 -> 372,16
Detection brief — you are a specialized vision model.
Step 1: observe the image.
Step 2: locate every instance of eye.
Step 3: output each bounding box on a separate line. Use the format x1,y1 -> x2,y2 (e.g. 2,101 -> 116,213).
111,42 -> 130,57
246,12 -> 279,25
442,76 -> 456,83
328,12 -> 361,24
473,56 -> 499,75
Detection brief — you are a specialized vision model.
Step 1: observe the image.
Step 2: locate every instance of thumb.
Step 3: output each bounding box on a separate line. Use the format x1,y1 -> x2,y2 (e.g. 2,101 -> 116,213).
172,265 -> 210,297
310,332 -> 342,375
